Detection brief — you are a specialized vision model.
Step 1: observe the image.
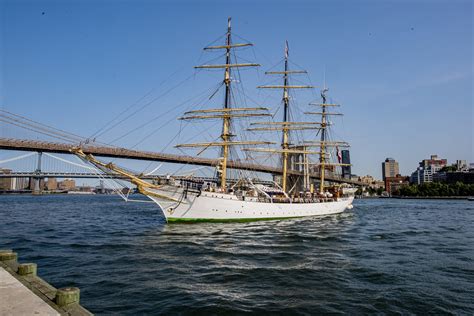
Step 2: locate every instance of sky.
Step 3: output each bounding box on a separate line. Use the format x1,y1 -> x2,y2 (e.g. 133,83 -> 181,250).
1,0 -> 473,181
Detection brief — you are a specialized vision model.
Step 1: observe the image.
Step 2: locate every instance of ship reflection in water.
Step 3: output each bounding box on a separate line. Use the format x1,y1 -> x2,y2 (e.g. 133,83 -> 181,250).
0,195 -> 473,314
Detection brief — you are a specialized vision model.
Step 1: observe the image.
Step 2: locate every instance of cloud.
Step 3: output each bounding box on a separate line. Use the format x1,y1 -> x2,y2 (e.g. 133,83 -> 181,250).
418,71 -> 472,88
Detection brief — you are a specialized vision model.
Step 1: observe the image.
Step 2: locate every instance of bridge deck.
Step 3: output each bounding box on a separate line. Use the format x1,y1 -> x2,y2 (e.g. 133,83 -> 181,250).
0,138 -> 365,186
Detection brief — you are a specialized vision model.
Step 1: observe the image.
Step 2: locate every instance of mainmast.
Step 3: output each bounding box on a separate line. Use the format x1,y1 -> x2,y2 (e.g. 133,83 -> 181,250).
177,17 -> 272,191
281,42 -> 290,193
253,41 -> 314,192
319,88 -> 328,193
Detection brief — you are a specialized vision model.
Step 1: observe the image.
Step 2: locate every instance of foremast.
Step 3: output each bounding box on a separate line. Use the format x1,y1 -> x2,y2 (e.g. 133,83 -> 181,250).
221,18 -> 232,190
177,17 -> 272,191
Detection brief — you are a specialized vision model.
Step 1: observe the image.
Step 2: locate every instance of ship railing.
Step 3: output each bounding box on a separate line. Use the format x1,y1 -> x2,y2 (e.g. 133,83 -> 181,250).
179,179 -> 203,194
247,178 -> 274,203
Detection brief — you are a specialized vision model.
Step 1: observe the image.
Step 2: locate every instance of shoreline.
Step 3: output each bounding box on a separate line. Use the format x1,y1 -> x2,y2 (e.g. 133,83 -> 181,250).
356,196 -> 472,200
386,196 -> 471,200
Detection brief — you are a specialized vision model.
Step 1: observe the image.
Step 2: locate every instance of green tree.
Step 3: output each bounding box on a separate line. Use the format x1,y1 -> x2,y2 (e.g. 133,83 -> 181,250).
394,182 -> 474,197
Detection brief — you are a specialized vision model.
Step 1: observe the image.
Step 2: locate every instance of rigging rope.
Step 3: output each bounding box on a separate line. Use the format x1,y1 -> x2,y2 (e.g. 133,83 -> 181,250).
144,163 -> 163,176
73,154 -> 132,201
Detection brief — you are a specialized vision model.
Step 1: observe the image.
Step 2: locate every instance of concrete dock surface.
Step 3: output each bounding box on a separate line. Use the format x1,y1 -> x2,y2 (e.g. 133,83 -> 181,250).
0,267 -> 59,316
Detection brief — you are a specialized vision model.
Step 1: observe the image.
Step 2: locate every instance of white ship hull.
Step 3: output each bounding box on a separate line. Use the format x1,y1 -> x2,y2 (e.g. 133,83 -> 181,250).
145,185 -> 354,222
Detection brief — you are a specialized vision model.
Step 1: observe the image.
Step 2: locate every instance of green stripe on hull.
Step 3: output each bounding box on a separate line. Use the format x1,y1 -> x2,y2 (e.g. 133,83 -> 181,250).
166,216 -> 308,223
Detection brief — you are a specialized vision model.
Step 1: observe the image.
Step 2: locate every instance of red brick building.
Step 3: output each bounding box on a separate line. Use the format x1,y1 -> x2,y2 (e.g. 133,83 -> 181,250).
385,175 -> 410,194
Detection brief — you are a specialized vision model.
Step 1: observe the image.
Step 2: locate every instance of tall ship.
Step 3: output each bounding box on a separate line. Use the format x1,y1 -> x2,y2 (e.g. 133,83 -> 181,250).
73,18 -> 355,222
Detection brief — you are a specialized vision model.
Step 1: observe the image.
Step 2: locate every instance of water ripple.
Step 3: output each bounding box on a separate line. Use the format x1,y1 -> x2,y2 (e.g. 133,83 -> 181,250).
1,195 -> 473,314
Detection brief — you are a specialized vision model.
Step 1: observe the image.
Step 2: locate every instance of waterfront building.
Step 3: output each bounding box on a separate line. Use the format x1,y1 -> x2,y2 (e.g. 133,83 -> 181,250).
0,168 -> 14,190
359,175 -> 385,189
350,174 -> 359,181
359,175 -> 375,184
58,179 -> 76,191
382,158 -> 399,181
410,154 -> 447,185
432,171 -> 447,183
28,178 -> 45,191
77,185 -> 94,192
12,177 -> 29,191
385,175 -> 410,194
374,180 -> 385,189
445,171 -> 474,184
46,178 -> 58,191
411,167 -> 433,184
456,160 -> 468,171
419,154 -> 447,169
434,163 -> 474,184
341,150 -> 351,179
98,180 -> 105,194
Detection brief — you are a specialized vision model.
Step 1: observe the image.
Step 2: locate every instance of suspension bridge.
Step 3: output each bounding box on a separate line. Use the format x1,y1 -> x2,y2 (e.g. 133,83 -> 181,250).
0,138 -> 366,193
0,105 -> 366,195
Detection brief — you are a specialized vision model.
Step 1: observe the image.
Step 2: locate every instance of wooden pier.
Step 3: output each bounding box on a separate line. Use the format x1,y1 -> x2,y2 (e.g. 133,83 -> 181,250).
0,250 -> 92,316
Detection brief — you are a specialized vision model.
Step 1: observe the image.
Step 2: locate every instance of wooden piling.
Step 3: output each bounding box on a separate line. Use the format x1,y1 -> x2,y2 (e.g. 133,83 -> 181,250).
18,263 -> 37,276
0,249 -> 18,271
55,287 -> 81,306
0,250 -> 92,315
0,249 -> 17,261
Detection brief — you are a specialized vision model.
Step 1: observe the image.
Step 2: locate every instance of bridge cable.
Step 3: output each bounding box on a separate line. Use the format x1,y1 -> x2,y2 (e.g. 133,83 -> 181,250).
88,66 -> 188,140
0,118 -> 78,144
0,152 -> 36,165
1,110 -> 85,143
92,72 -> 197,140
43,153 -> 97,171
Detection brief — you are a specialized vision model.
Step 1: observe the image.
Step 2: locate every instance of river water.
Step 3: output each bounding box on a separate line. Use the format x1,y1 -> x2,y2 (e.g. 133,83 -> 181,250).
0,195 -> 473,314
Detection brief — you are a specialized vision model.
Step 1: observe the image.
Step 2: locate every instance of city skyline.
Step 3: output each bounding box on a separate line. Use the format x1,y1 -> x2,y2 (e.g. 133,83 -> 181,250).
1,0 -> 472,178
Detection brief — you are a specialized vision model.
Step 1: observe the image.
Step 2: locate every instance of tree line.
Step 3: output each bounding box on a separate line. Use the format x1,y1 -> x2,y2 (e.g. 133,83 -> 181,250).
394,182 -> 474,197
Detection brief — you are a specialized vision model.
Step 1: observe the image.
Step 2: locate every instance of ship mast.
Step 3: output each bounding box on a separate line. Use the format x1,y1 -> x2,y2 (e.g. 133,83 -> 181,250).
221,17 -> 232,190
246,44 -> 351,193
281,42 -> 290,193
319,88 -> 328,193
304,89 -> 351,193
177,17 -> 273,191
253,41 -> 314,192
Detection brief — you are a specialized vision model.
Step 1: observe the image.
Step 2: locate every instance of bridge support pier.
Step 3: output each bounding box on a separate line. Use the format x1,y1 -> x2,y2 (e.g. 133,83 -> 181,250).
32,152 -> 43,195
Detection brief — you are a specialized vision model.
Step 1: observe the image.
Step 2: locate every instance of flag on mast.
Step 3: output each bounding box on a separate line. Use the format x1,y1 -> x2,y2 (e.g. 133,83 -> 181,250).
285,40 -> 289,59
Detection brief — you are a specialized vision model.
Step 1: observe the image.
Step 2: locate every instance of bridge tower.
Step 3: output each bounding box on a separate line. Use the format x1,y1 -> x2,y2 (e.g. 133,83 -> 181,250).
99,180 -> 105,194
32,152 -> 43,195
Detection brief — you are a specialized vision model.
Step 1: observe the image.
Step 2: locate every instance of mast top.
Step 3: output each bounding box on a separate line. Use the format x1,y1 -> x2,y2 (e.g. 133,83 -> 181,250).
321,88 -> 329,104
